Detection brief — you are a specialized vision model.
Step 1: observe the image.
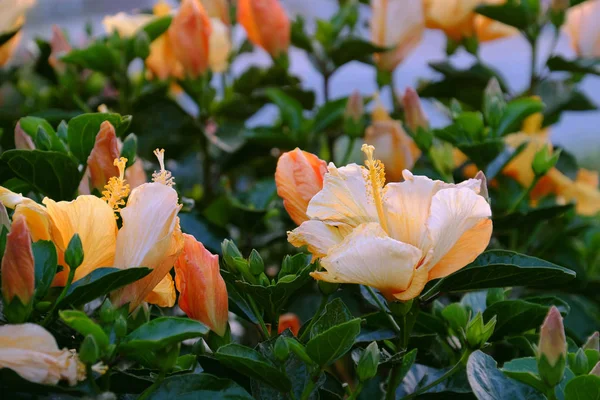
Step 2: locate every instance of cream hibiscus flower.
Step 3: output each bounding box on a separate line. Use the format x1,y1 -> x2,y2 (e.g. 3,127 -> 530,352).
288,145 -> 492,301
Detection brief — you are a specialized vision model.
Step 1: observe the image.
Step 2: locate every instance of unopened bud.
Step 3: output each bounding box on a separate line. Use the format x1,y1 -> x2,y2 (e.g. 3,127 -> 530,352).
357,341 -> 380,381
538,306 -> 566,387
274,336 -> 290,361
466,313 -> 496,349
318,280 -> 340,295
14,122 -> 35,150
79,334 -> 100,364
402,88 -> 429,132
65,233 -> 84,270
533,147 -> 561,178
100,299 -> 116,324
483,78 -> 506,130
114,315 -> 127,338
345,90 -> 364,123
221,239 -> 243,270
591,361 -> 600,377
34,126 -> 52,151
249,249 -> 264,275
583,332 -> 600,352
570,348 -> 589,375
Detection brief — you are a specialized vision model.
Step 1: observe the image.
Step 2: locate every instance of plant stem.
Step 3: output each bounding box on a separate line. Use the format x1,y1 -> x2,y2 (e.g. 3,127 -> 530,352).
365,286 -> 401,334
528,36 -> 538,94
390,72 -> 399,114
323,73 -> 330,103
138,370 -> 166,400
341,137 -> 356,165
299,373 -> 319,400
86,364 -> 101,394
299,294 -> 330,342
385,357 -> 404,400
545,388 -> 559,400
403,351 -> 470,400
42,266 -> 76,326
507,175 -> 541,214
348,381 -> 364,400
247,295 -> 271,340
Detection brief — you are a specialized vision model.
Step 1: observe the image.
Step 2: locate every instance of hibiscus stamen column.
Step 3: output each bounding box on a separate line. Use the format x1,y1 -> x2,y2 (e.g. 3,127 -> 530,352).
361,144 -> 389,233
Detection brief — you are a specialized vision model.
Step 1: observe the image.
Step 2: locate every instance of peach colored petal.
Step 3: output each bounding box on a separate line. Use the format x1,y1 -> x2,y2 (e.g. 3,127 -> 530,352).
87,121 -> 120,192
202,0 -> 230,25
393,264 -> 429,301
13,202 -> 52,242
125,159 -> 147,189
208,18 -> 231,72
145,273 -> 176,307
312,223 -> 422,300
237,0 -> 290,57
288,220 -> 351,258
275,148 -> 327,225
564,0 -> 600,58
175,234 -> 228,336
1,216 -> 34,304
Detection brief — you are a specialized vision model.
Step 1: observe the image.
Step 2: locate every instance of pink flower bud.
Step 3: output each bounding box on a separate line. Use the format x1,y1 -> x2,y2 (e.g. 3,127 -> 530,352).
345,90 -> 364,123
402,88 -> 429,132
583,332 -> 600,352
1,216 -> 35,306
14,122 -> 35,150
539,306 -> 567,367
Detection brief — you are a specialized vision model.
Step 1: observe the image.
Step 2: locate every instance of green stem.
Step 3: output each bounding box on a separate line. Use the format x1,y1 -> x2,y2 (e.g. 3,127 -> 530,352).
299,373 -> 319,400
138,370 -> 166,400
528,36 -> 538,94
348,381 -> 364,400
507,175 -> 541,214
299,294 -> 330,342
403,351 -> 470,400
365,286 -> 401,334
341,137 -> 356,165
247,296 -> 270,340
545,388 -> 559,400
390,72 -> 399,114
42,266 -> 76,326
86,364 -> 101,394
385,349 -> 404,400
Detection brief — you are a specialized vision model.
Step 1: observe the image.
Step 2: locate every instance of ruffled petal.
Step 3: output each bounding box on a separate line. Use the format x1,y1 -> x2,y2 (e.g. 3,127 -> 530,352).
312,223 -> 422,299
288,220 -> 352,258
307,163 -> 378,227
425,187 -> 492,271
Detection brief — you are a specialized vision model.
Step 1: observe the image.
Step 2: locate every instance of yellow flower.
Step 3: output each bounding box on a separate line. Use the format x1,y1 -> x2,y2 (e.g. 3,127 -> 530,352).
371,0 -> 424,72
564,0 -> 600,58
423,0 -> 518,42
289,145 -> 492,301
111,149 -> 183,311
0,323 -> 87,386
0,0 -> 35,67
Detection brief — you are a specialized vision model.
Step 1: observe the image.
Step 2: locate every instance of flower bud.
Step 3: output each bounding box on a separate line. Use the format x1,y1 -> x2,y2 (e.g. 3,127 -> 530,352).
114,314 -> 128,338
591,361 -> 600,377
169,0 -> 212,78
49,25 -> 71,73
318,280 -> 340,295
274,336 -> 290,361
202,0 -> 230,25
79,334 -> 100,365
65,233 -> 84,271
483,78 -> 506,130
466,313 -> 496,349
237,0 -> 290,58
275,149 -> 327,225
208,17 -> 231,73
221,239 -> 243,270
34,126 -> 52,151
538,306 -> 567,387
1,216 -> 34,322
248,249 -> 264,275
533,147 -> 561,178
345,90 -> 364,123
278,313 -> 301,337
364,120 -> 421,182
584,332 -> 600,352
99,299 -> 116,324
402,88 -> 429,132
570,348 -> 589,375
14,121 -> 35,150
357,341 -> 380,382
87,121 -> 120,192
175,234 -> 229,336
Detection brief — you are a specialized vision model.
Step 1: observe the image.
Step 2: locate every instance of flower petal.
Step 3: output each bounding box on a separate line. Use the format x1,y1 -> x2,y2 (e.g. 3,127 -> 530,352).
307,163 -> 378,227
43,196 -> 117,284
425,187 -> 492,271
288,220 -> 352,258
145,273 -> 176,308
312,223 -> 422,299
393,264 -> 429,301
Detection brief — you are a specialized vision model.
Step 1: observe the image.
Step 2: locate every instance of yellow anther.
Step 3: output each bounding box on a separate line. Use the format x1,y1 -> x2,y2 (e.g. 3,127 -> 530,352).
152,148 -> 175,187
361,144 -> 388,234
102,157 -> 130,217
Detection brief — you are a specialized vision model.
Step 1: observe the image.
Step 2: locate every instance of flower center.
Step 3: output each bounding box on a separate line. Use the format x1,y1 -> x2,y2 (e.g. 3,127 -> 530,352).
102,157 -> 131,217
361,144 -> 388,234
152,148 -> 175,187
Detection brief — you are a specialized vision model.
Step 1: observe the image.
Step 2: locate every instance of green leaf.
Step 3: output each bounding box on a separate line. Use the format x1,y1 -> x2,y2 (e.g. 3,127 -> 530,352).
215,344 -> 292,392
496,97 -> 545,136
493,204 -> 574,231
67,113 -> 131,163
483,299 -> 552,341
119,317 -> 209,353
420,250 -> 576,301
32,241 -> 58,301
536,79 -> 597,126
306,318 -> 361,366
62,43 -> 119,75
565,375 -> 600,400
141,15 -> 172,43
61,267 -> 151,307
310,298 -> 354,338
329,38 -> 387,68
475,3 -> 530,30
547,56 -> 600,76
456,140 -> 505,170
59,310 -> 110,350
312,98 -> 348,133
264,88 -> 304,134
1,150 -> 80,201
467,351 -> 545,400
501,357 -> 546,392
290,17 -> 313,53
18,117 -> 67,153
145,373 -> 253,399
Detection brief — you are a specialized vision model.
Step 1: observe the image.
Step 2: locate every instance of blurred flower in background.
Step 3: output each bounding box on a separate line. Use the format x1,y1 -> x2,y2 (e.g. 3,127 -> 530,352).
0,0 -> 36,66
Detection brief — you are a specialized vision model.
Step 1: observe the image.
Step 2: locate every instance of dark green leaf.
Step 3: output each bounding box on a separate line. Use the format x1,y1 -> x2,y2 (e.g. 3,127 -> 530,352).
475,3 -> 529,30
547,56 -> 600,76
67,113 -> 131,163
141,16 -> 172,42
59,310 -> 110,350
467,351 -> 545,400
306,318 -> 361,366
312,98 -> 348,133
310,298 -> 354,338
501,357 -> 547,393
32,241 -> 58,301
264,88 -> 304,133
493,204 -> 574,231
61,267 -> 151,307
291,17 -> 313,53
215,344 -> 292,392
18,116 -> 67,153
146,373 -> 253,399
496,98 -> 545,136
62,43 -> 119,75
120,317 -> 209,353
420,250 -> 576,301
565,375 -> 600,400
329,38 -> 386,68
483,299 -> 552,341
1,150 -> 80,201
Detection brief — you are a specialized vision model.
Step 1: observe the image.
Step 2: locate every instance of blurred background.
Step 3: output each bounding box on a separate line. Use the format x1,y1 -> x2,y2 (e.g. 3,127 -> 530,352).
16,0 -> 600,166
